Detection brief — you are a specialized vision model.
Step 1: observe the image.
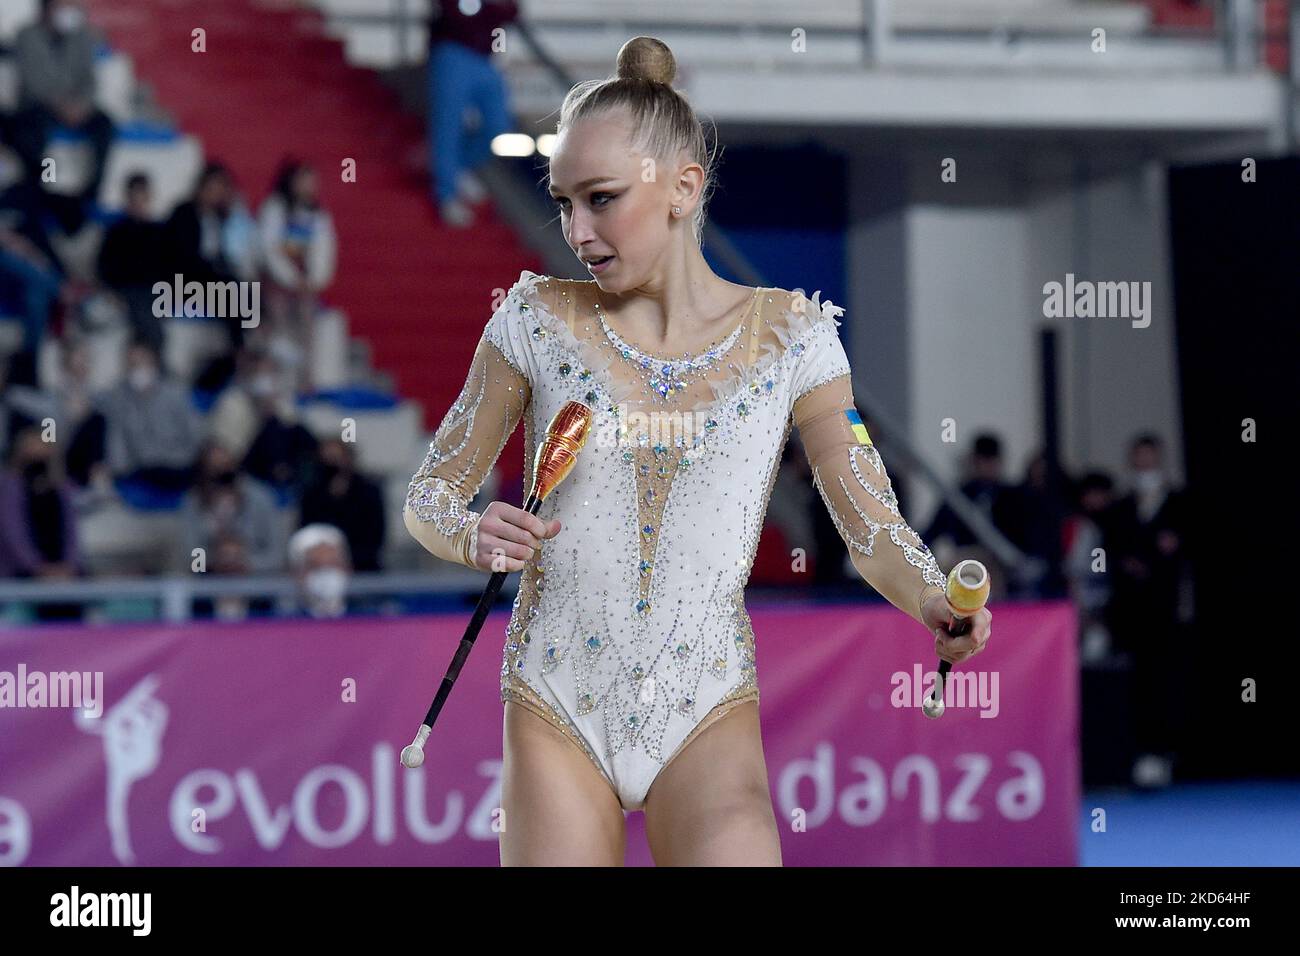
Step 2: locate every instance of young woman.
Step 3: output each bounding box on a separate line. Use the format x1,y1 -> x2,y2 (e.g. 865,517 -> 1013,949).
257,158 -> 337,392
403,36 -> 992,866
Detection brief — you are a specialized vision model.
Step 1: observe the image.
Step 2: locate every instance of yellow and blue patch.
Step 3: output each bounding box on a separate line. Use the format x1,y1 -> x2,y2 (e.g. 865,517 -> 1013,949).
845,409 -> 873,445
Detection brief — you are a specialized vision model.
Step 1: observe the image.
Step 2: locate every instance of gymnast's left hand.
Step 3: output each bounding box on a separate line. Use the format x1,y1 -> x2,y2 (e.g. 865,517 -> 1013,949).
921,594 -> 992,665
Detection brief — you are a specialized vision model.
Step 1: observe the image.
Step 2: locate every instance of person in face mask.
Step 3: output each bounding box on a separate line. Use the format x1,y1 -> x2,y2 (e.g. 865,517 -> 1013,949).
101,338 -> 202,494
0,428 -> 84,616
299,439 -> 386,572
209,531 -> 252,621
12,0 -> 117,234
287,523 -> 352,619
181,440 -> 283,576
193,444 -> 242,527
1129,441 -> 1169,525
207,346 -> 274,463
1105,433 -> 1189,789
50,0 -> 85,34
127,351 -> 158,393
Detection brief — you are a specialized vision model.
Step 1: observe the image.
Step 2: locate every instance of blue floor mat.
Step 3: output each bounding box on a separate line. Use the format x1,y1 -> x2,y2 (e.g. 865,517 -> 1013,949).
1079,781 -> 1300,866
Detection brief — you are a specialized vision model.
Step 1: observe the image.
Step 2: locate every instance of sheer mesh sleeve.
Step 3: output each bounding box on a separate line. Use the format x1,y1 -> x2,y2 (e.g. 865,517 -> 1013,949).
793,373 -> 948,625
402,283 -> 533,569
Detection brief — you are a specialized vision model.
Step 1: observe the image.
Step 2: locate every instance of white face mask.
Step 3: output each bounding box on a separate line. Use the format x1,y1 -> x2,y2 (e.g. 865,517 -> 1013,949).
128,365 -> 157,392
304,567 -> 348,610
215,596 -> 248,621
52,6 -> 85,33
1133,469 -> 1164,494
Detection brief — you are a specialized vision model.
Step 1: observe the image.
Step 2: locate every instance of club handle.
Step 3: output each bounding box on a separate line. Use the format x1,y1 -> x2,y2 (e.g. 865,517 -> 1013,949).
923,559 -> 989,719
936,610 -> 975,679
402,493 -> 544,767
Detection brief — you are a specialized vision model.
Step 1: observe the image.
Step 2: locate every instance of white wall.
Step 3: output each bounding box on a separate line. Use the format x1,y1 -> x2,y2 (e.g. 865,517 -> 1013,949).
844,155 -> 1184,530
1024,163 -> 1184,486
904,205 -> 1038,523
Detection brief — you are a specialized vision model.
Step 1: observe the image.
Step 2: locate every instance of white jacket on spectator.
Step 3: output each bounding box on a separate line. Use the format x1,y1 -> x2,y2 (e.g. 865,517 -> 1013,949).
207,387 -> 260,463
257,194 -> 337,291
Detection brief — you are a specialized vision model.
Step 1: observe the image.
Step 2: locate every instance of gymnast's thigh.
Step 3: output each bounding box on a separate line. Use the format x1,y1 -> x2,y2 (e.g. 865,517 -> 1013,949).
641,701 -> 782,866
499,701 -> 627,866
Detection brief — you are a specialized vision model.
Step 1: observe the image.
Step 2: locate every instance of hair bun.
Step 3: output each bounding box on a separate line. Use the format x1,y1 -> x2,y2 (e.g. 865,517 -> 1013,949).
615,36 -> 676,86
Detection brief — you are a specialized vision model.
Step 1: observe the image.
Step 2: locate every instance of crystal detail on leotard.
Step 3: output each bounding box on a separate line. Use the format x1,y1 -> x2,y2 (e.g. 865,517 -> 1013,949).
447,270 -> 946,802
595,294 -> 752,403
813,444 -> 947,592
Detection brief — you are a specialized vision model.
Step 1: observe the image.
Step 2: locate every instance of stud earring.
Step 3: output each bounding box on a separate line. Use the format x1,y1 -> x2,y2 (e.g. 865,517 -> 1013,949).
672,206 -> 681,215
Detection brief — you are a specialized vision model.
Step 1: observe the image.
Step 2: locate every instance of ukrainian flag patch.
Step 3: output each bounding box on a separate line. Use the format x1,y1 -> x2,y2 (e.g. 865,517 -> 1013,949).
845,409 -> 872,445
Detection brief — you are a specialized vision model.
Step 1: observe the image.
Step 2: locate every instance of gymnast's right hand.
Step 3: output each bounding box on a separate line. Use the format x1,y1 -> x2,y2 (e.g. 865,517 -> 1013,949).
472,501 -> 562,572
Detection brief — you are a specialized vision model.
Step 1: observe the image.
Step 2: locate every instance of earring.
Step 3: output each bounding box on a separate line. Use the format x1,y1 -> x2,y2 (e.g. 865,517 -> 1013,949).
672,206 -> 681,215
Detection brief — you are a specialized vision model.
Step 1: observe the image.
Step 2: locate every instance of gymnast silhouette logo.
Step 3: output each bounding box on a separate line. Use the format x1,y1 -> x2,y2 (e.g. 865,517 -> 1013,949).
74,675 -> 169,866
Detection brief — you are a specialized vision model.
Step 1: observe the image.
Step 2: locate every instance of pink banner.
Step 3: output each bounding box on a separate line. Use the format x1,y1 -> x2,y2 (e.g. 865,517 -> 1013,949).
0,602 -> 1077,866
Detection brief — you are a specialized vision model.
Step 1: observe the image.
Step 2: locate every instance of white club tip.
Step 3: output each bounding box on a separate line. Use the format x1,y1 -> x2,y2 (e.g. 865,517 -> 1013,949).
922,693 -> 945,719
400,724 -> 433,768
955,559 -> 987,589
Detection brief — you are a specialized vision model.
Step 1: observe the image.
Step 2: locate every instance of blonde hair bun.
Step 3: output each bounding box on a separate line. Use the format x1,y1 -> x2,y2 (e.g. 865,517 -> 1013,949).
615,36 -> 676,86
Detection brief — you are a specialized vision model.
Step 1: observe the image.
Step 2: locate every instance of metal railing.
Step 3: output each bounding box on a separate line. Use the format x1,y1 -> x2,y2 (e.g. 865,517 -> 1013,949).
0,569 -> 497,623
318,0 -> 1290,73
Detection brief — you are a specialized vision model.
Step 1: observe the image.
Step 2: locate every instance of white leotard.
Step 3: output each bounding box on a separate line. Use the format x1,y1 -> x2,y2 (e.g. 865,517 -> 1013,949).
404,269 -> 946,810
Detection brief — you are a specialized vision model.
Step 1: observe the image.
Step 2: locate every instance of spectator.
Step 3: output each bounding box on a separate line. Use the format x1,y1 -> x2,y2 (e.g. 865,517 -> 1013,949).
184,528 -> 276,622
1106,433 -> 1190,789
299,438 -> 385,572
0,159 -> 62,260
2,353 -> 45,434
1064,470 -> 1119,612
239,344 -> 318,504
256,158 -> 336,393
206,529 -> 252,620
10,0 -> 115,234
426,0 -> 519,227
207,344 -> 276,462
919,433 -> 1016,601
164,162 -> 258,352
96,337 -> 202,493
0,351 -> 41,459
288,522 -> 351,619
0,425 -> 84,619
97,171 -> 168,351
49,337 -> 108,489
923,433 -> 1018,548
1000,450 -> 1071,598
0,177 -> 68,363
181,440 -> 283,575
2,342 -> 108,493
1063,470 -> 1118,663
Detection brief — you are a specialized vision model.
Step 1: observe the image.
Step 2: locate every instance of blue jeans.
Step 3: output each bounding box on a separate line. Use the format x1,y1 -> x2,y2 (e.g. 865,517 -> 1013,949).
0,247 -> 61,353
427,40 -> 512,205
